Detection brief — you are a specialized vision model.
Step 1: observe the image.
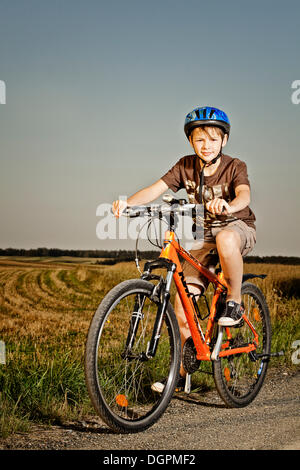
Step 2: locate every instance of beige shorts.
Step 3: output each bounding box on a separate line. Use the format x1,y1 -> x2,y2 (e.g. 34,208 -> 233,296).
182,219 -> 256,290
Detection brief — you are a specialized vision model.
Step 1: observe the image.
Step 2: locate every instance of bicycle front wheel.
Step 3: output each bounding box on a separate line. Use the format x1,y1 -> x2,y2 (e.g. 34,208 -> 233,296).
85,279 -> 181,433
213,282 -> 271,408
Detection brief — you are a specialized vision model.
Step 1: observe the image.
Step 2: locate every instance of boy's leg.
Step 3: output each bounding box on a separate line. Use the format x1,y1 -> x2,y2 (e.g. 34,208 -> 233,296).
174,283 -> 201,377
174,242 -> 218,377
214,220 -> 256,326
151,243 -> 217,392
151,284 -> 201,393
215,229 -> 243,303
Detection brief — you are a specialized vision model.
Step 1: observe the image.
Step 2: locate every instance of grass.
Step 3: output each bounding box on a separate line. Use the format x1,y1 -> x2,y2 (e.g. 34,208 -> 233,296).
0,257 -> 299,437
0,339 -> 92,438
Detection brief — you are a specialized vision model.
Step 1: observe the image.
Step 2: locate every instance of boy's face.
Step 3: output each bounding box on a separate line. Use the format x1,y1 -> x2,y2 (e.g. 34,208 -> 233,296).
189,127 -> 227,163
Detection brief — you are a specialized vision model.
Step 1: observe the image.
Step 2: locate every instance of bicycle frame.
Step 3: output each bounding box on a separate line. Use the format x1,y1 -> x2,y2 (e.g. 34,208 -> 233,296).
144,229 -> 259,361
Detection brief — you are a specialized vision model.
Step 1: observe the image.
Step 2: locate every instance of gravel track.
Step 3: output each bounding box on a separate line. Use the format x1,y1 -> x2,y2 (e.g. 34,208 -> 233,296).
1,367 -> 299,451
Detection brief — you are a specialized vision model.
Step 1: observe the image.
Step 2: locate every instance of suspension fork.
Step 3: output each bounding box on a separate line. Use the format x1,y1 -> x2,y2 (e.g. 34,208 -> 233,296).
135,258 -> 177,359
122,293 -> 147,358
146,266 -> 176,358
122,258 -> 176,360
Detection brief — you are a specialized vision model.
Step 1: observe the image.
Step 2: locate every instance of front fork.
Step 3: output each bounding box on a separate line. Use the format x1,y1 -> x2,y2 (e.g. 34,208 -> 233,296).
123,259 -> 176,360
122,294 -> 147,358
146,268 -> 175,358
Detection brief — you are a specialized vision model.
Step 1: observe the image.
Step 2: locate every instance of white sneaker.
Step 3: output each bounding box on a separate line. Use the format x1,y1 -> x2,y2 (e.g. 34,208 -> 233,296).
151,375 -> 186,393
218,300 -> 244,327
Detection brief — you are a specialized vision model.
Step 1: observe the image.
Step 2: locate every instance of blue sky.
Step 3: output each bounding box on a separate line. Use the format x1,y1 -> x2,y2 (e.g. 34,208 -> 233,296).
0,0 -> 299,255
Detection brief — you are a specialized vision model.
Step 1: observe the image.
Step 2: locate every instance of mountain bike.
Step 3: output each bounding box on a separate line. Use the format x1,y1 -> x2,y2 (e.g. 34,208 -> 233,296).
85,197 -> 276,433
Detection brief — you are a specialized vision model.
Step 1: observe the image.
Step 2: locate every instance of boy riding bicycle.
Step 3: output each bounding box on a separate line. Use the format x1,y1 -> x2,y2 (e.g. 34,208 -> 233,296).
112,106 -> 256,388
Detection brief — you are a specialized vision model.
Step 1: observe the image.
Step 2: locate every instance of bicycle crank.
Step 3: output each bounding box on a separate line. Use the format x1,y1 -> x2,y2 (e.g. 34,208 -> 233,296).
248,350 -> 284,362
211,326 -> 224,361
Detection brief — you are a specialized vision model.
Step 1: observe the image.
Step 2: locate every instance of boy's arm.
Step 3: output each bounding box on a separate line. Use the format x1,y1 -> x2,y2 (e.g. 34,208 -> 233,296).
127,179 -> 169,206
112,179 -> 169,218
227,184 -> 251,214
206,184 -> 250,215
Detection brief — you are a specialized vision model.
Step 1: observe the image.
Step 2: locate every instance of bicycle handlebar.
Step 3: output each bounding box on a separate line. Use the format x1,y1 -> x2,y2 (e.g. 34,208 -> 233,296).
122,203 -> 200,218
112,194 -> 234,220
117,194 -> 201,218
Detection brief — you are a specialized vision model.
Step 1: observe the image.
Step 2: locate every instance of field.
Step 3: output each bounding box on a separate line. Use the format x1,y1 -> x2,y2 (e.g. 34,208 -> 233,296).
0,256 -> 299,437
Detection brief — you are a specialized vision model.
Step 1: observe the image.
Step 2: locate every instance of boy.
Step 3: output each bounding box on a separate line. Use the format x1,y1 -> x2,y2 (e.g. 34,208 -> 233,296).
112,106 -> 256,388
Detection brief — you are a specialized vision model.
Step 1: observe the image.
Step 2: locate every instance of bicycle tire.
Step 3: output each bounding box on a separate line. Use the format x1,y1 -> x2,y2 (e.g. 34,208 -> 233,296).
213,282 -> 271,408
85,279 -> 181,433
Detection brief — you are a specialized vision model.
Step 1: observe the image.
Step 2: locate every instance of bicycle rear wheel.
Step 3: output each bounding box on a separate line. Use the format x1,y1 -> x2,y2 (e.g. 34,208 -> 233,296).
213,282 -> 271,408
85,279 -> 180,433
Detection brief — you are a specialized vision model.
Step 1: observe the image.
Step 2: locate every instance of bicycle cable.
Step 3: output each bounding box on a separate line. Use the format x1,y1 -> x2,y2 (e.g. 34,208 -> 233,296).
134,216 -> 162,274
134,211 -> 182,274
130,203 -> 237,274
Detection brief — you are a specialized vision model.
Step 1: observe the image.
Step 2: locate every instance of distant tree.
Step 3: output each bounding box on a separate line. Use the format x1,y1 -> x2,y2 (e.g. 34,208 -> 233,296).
0,248 -> 299,265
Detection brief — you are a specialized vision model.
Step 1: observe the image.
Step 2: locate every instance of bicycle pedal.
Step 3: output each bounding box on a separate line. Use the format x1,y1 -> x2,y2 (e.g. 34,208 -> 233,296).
248,350 -> 258,362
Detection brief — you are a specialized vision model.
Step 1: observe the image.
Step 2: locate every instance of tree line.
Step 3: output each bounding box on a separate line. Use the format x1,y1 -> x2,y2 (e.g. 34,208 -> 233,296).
0,247 -> 159,261
0,247 -> 299,265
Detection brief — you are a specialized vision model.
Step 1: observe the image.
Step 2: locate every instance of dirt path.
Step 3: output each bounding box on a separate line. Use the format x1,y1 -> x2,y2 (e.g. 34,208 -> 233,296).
1,368 -> 299,451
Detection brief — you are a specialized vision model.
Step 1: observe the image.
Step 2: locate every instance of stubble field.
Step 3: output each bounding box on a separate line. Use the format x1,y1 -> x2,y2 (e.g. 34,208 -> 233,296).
0,256 -> 299,438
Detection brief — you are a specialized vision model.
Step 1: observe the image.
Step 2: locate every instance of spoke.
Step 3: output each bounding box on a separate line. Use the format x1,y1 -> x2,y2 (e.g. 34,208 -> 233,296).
135,301 -> 151,349
222,292 -> 263,396
95,290 -> 172,420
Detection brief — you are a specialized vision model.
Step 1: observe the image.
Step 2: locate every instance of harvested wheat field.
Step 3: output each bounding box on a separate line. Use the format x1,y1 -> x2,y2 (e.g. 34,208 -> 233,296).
0,256 -> 299,440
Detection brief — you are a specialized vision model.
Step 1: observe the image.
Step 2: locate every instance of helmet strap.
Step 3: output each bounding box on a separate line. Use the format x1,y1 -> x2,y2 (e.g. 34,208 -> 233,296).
198,138 -> 224,204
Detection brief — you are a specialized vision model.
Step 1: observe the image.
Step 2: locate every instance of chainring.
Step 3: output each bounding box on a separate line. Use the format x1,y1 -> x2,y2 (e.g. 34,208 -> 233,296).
182,336 -> 201,374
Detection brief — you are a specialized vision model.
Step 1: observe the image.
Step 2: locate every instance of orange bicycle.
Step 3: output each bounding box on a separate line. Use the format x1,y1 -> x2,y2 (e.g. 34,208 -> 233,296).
85,197 -> 273,433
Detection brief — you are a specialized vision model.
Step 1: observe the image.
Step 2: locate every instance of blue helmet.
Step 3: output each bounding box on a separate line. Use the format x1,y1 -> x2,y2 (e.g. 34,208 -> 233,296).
184,106 -> 230,139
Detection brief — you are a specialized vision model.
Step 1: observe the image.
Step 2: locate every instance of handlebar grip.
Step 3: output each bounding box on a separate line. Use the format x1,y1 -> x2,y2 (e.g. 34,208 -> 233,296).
110,207 -> 139,218
123,206 -> 146,217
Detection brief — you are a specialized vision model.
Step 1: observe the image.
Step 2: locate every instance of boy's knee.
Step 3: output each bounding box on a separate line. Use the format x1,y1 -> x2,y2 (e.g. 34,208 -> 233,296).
216,229 -> 241,253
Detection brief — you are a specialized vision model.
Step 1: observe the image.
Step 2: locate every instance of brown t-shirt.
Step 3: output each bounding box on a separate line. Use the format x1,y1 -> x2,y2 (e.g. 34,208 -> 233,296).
161,153 -> 256,229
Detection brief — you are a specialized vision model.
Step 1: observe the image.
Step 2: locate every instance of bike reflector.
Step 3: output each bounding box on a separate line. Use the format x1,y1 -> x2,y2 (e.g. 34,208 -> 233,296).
253,308 -> 260,322
116,394 -> 128,407
224,367 -> 231,382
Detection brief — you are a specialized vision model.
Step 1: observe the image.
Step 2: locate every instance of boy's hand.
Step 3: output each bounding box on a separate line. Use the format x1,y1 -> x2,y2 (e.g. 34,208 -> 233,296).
206,198 -> 232,216
112,200 -> 128,218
